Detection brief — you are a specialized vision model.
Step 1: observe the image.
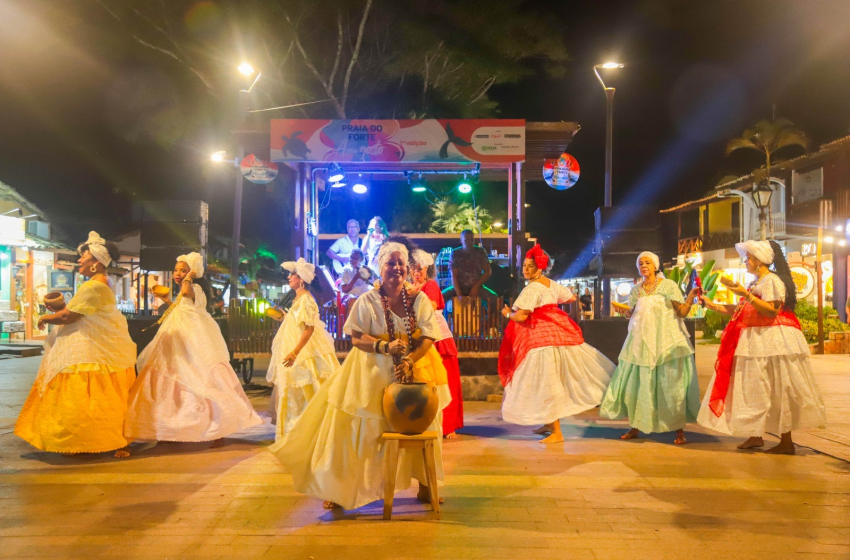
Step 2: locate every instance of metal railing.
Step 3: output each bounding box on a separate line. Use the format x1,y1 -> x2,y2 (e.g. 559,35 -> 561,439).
227,295 -> 579,355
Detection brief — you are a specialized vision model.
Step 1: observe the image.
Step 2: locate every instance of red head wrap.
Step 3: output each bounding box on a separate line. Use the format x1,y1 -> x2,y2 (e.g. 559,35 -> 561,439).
525,244 -> 549,271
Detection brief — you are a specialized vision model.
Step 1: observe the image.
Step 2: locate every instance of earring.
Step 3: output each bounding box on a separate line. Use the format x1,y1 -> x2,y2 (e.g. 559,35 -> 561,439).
90,264 -> 99,273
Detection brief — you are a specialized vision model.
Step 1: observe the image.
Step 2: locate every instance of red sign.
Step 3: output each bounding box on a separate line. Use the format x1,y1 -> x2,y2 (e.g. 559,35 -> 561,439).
270,119 -> 525,163
542,153 -> 580,190
240,154 -> 278,184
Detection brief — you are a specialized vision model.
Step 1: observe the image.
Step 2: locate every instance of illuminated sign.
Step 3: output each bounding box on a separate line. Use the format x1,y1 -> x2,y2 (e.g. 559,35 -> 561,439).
801,243 -> 817,257
0,216 -> 26,247
789,266 -> 815,299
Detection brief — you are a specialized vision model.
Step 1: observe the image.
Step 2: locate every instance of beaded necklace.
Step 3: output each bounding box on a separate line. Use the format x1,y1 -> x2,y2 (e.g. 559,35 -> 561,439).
379,283 -> 414,366
640,275 -> 661,297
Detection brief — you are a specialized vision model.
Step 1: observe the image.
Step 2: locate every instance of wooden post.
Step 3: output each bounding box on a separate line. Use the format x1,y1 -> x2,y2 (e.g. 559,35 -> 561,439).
816,225 -> 825,355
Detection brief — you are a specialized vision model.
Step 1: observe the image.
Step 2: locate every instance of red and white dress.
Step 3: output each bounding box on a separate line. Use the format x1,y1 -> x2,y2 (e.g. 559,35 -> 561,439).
420,279 -> 464,435
499,281 -> 615,425
697,273 -> 826,436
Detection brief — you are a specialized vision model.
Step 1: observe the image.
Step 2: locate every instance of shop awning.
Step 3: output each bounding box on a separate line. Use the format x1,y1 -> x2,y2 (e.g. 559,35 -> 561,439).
24,233 -> 76,252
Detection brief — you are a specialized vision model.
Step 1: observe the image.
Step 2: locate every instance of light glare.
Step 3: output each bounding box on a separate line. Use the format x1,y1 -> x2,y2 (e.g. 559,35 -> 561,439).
824,236 -> 834,243
211,151 -> 225,162
458,182 -> 472,194
238,62 -> 255,76
352,183 -> 368,194
601,62 -> 624,69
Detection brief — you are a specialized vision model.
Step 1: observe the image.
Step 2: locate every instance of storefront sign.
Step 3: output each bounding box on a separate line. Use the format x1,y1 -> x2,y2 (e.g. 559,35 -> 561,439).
33,250 -> 54,268
270,119 -> 525,163
50,271 -> 74,292
801,242 -> 817,257
0,216 -> 26,247
240,154 -> 278,184
542,153 -> 580,190
789,266 -> 815,299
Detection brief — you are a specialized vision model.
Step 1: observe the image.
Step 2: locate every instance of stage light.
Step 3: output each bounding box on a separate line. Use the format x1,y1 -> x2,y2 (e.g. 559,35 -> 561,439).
330,181 -> 346,188
411,176 -> 427,192
238,62 -> 255,76
412,185 -> 426,193
457,181 -> 472,194
211,151 -> 226,162
352,183 -> 368,194
327,163 -> 345,183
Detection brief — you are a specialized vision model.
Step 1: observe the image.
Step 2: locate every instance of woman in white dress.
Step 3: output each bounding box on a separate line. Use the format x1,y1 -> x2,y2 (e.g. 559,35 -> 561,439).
271,241 -> 450,510
697,240 -> 826,454
267,258 -> 339,439
499,244 -> 615,444
124,253 -> 262,448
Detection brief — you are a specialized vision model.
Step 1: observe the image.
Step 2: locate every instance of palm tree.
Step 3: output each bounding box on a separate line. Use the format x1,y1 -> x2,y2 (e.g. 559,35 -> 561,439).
726,118 -> 808,239
429,200 -> 491,233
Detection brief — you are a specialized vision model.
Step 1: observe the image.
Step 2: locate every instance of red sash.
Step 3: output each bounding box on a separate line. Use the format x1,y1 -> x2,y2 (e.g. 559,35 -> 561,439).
709,301 -> 801,417
498,304 -> 584,387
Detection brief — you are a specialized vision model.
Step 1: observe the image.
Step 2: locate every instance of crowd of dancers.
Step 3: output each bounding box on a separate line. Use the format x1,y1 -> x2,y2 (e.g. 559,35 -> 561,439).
13,228 -> 827,512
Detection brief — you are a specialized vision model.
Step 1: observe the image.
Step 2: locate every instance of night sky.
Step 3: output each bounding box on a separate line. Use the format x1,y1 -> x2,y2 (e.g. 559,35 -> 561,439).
1,0 -> 849,262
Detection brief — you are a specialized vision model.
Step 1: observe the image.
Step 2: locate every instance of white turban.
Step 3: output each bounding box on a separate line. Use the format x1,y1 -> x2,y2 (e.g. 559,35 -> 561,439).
377,242 -> 409,270
412,249 -> 434,268
78,231 -> 111,267
735,240 -> 774,265
636,251 -> 660,273
177,252 -> 204,278
281,258 -> 315,284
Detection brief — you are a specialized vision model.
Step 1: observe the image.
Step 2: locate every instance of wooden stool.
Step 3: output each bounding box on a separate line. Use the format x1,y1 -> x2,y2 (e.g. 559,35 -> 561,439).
382,431 -> 441,520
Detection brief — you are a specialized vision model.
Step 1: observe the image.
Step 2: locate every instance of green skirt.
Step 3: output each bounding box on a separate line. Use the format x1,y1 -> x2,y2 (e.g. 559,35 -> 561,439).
599,355 -> 700,434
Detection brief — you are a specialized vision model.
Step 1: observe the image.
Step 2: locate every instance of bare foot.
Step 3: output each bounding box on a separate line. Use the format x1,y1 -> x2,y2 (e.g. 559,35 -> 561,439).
444,432 -> 457,439
620,428 -> 640,440
533,425 -> 551,435
737,437 -> 764,450
210,439 -> 224,449
540,432 -> 564,444
673,430 -> 686,445
416,485 -> 445,504
114,449 -> 130,458
765,442 -> 796,455
323,501 -> 341,509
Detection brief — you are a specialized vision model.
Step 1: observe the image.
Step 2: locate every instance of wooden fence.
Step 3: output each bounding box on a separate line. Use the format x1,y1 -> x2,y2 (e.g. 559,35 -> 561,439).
227,295 -> 579,356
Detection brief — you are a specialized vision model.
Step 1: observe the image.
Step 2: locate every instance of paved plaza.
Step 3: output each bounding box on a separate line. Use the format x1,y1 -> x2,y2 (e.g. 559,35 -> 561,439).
1,346 -> 849,559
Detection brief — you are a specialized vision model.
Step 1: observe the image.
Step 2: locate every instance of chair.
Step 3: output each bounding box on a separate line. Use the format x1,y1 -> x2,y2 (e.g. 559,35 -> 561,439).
381,431 -> 441,520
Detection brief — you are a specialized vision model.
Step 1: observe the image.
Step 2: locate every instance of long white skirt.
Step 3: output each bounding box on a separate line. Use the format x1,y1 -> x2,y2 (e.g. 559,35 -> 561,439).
697,354 -> 827,436
502,343 -> 615,426
270,348 -> 448,511
272,354 -> 338,439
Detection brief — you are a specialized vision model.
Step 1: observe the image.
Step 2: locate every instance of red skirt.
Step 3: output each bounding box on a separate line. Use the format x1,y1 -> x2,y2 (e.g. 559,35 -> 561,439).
435,337 -> 464,435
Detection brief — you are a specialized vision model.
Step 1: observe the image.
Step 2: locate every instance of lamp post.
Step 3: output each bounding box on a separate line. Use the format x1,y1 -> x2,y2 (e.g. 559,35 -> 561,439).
751,180 -> 773,241
593,62 -> 623,318
226,62 -> 261,304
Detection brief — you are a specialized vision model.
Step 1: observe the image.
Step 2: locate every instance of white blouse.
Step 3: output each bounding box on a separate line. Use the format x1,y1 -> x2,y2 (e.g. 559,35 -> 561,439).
735,273 -> 809,358
513,281 -> 574,311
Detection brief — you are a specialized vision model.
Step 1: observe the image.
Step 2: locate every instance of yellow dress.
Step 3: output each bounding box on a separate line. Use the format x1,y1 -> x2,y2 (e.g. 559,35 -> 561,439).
15,279 -> 137,453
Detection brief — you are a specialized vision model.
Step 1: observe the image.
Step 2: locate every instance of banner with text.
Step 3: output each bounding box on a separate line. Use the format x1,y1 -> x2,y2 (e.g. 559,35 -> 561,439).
270,119 -> 525,164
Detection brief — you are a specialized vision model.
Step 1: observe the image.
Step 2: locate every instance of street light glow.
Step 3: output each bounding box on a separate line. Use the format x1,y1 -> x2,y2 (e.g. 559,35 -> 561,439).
824,236 -> 834,243
839,239 -> 847,247
238,62 -> 255,76
601,62 -> 624,69
211,151 -> 226,162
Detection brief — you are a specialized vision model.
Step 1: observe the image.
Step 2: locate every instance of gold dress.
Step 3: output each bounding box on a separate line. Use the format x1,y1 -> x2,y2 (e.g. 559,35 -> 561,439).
15,279 -> 137,453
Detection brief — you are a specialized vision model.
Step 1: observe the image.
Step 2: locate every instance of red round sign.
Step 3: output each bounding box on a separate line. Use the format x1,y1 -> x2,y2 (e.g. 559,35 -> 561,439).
542,153 -> 580,190
240,154 -> 278,184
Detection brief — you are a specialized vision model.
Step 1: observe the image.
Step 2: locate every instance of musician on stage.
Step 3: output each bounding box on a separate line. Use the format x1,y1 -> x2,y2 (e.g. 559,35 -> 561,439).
326,219 -> 361,277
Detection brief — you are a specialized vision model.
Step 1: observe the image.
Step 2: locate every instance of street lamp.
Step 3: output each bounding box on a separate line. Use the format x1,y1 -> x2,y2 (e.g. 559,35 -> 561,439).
593,62 -> 624,208
593,61 -> 624,319
751,181 -> 773,241
228,62 -> 261,303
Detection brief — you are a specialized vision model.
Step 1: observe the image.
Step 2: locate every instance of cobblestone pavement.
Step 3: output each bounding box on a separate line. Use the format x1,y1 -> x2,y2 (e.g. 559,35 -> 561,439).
1,348 -> 849,559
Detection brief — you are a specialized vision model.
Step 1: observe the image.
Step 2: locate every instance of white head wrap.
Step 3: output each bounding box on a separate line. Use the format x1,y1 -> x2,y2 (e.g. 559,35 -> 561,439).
281,258 -> 316,284
735,240 -> 774,265
377,242 -> 409,270
636,251 -> 660,274
412,249 -> 434,268
176,252 -> 204,278
78,231 -> 111,267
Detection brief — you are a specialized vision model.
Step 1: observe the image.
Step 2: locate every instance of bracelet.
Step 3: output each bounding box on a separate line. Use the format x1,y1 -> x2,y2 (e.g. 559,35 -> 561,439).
382,341 -> 390,355
402,356 -> 414,370
374,339 -> 382,353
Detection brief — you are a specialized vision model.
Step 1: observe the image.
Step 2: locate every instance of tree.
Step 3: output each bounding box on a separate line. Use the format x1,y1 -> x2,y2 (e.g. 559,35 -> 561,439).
725,118 -> 808,190
725,118 -> 807,240
86,0 -> 568,132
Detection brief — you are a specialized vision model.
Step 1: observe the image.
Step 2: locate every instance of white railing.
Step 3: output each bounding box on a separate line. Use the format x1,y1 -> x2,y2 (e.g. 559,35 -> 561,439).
770,213 -> 786,236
